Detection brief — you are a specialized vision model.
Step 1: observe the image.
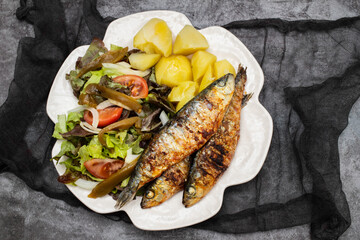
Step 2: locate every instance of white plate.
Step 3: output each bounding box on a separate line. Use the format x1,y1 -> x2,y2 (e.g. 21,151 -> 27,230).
47,10 -> 273,231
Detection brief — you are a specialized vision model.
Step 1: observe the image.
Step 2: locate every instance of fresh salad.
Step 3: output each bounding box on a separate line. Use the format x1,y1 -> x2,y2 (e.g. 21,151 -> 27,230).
52,17 -> 237,199
52,38 -> 176,197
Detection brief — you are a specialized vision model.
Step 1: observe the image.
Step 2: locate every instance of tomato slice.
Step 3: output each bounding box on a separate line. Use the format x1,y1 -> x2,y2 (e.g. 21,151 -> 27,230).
84,107 -> 123,128
113,75 -> 148,99
84,159 -> 125,179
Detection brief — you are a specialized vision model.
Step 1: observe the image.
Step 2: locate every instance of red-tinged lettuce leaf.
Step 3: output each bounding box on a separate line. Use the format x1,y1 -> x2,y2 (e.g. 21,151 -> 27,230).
61,125 -> 94,139
141,107 -> 162,132
76,38 -> 107,70
57,168 -> 81,184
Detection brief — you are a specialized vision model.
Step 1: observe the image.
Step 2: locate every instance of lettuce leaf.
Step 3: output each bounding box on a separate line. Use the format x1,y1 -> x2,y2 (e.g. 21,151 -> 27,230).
103,133 -> 129,159
60,156 -> 103,182
66,70 -> 86,96
87,136 -> 104,158
52,114 -> 67,139
51,140 -> 76,161
66,111 -> 83,130
131,135 -> 143,155
102,62 -> 150,78
54,128 -> 143,183
77,38 -> 107,69
81,70 -> 104,94
120,176 -> 130,188
110,44 -> 123,51
52,112 -> 84,140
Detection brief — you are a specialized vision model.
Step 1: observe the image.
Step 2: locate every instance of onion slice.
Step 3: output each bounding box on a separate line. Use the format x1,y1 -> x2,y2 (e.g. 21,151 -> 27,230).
80,121 -> 101,134
74,179 -> 99,190
96,100 -> 114,110
86,107 -> 99,128
159,110 -> 169,126
102,62 -> 151,77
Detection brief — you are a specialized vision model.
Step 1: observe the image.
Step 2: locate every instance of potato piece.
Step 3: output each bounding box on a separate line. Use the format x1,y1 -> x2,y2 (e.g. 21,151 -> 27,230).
173,25 -> 209,55
133,18 -> 172,57
170,81 -> 198,112
191,51 -> 217,83
176,95 -> 193,112
214,60 -> 236,79
168,81 -> 198,102
129,53 -> 161,71
155,55 -> 193,87
199,65 -> 215,92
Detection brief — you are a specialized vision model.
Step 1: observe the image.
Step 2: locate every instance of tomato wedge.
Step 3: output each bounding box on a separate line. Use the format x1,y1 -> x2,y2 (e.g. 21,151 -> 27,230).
84,107 -> 123,127
84,158 -> 125,179
113,75 -> 148,99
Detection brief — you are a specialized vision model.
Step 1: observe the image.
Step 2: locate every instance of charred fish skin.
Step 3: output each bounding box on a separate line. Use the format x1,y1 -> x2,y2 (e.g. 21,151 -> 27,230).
141,157 -> 191,209
183,66 -> 247,208
115,74 -> 235,209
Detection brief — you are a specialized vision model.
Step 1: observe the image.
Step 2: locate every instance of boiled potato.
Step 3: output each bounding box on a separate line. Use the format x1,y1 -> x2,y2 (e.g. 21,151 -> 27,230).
199,64 -> 215,92
176,95 -> 193,112
168,81 -> 198,102
191,51 -> 217,83
214,60 -> 236,79
171,81 -> 198,112
173,25 -> 209,55
128,52 -> 161,71
155,55 -> 193,87
133,18 -> 172,57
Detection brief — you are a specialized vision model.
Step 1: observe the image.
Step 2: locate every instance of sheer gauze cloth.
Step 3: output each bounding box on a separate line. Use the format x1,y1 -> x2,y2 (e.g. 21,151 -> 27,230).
1,0 -> 360,239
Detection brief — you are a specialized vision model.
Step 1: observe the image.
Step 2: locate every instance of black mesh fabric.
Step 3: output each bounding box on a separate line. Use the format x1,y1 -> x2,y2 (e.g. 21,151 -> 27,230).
1,0 -> 359,239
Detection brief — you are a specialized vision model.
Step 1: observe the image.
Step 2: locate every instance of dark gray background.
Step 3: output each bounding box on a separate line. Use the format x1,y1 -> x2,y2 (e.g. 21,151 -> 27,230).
1,0 -> 359,239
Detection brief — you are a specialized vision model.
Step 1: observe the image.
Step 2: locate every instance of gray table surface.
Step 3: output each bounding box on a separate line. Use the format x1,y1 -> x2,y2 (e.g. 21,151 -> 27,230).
1,0 -> 359,239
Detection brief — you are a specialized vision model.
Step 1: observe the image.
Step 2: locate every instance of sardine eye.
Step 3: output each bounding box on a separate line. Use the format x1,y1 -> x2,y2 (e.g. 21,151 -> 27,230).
218,76 -> 228,87
186,186 -> 196,196
145,190 -> 155,199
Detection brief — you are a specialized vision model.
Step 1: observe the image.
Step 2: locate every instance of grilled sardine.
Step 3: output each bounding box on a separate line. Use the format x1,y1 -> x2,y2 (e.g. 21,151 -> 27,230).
115,74 -> 235,209
141,157 -> 191,208
183,66 -> 247,207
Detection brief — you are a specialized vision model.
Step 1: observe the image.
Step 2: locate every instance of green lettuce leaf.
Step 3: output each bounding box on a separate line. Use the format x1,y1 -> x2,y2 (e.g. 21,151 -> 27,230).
120,176 -> 130,188
87,136 -> 104,159
110,44 -> 123,51
61,158 -> 81,172
51,141 -> 76,161
60,157 -> 103,182
52,114 -> 67,139
103,133 -> 130,159
66,111 -> 83,130
52,111 -> 84,140
81,70 -> 104,94
131,135 -> 144,154
66,70 -> 86,96
102,62 -> 150,78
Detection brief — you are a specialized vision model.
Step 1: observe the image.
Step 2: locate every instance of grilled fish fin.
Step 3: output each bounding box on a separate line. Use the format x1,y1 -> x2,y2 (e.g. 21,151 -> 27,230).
241,92 -> 253,108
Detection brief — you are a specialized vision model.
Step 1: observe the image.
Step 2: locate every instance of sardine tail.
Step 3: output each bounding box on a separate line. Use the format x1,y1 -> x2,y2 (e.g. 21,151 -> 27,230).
115,187 -> 137,209
234,64 -> 247,84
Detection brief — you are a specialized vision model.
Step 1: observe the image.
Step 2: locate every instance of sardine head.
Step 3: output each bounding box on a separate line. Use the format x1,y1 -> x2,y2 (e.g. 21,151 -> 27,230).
183,184 -> 203,208
141,184 -> 165,209
213,73 -> 235,95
